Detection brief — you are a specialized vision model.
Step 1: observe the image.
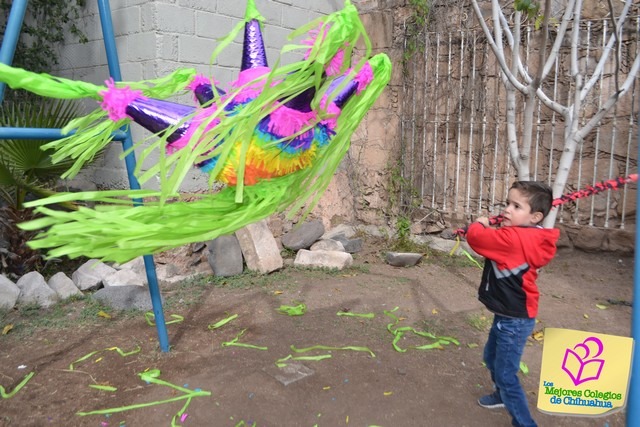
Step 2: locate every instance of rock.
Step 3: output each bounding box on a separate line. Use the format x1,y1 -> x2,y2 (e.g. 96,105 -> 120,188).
356,224 -> 390,238
192,241 -> 206,253
310,239 -> 345,252
330,235 -> 363,253
92,286 -> 156,311
604,229 -> 635,253
114,256 -> 145,273
157,264 -> 180,282
72,259 -> 117,291
103,269 -> 146,287
566,225 -> 606,252
294,249 -> 353,270
48,272 -> 82,299
263,362 -> 315,386
440,229 -> 458,240
321,224 -> 356,240
0,274 -> 20,310
425,236 -> 478,257
16,271 -> 59,308
116,257 -> 180,283
343,238 -> 363,253
206,234 -> 244,277
281,220 -> 325,250
385,252 -> 423,267
236,220 -> 283,274
424,222 -> 447,234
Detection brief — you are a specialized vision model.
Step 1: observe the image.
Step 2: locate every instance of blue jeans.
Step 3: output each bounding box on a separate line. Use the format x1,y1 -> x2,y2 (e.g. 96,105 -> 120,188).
484,314 -> 537,427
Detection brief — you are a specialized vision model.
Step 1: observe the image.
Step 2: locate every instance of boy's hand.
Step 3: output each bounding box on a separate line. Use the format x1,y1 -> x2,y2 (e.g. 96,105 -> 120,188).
475,216 -> 490,227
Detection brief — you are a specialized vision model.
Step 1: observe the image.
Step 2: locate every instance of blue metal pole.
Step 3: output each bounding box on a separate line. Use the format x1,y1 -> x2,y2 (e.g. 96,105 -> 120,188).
628,89 -> 640,426
97,0 -> 170,352
0,127 -> 127,141
0,0 -> 28,103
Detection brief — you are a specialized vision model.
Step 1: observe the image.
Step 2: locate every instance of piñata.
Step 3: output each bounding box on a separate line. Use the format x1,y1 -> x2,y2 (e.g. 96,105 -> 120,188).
0,0 -> 392,263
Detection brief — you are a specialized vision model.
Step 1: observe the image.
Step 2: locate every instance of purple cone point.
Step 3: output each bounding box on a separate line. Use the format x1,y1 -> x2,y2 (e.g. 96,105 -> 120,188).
126,98 -> 196,143
241,19 -> 268,71
327,76 -> 358,109
194,84 -> 214,106
194,84 -> 225,106
283,87 -> 315,112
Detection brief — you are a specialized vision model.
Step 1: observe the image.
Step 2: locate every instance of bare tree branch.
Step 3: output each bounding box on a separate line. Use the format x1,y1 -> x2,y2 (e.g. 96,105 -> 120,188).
540,0 -> 576,79
470,0 -> 528,93
606,0 -> 621,92
577,52 -> 640,140
582,0 -> 633,97
499,10 -> 533,83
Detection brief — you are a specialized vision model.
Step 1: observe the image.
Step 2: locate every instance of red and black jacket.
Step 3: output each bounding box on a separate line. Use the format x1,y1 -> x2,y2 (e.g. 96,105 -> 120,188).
466,222 -> 560,318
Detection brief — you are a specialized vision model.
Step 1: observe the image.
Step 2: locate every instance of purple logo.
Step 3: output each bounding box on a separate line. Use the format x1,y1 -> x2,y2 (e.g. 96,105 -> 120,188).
561,337 -> 605,386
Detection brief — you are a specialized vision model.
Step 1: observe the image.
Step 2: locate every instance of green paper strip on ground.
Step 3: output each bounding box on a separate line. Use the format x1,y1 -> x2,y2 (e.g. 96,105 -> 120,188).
208,314 -> 239,330
0,372 -> 35,399
384,308 -> 459,352
145,312 -> 184,326
275,354 -> 333,368
277,303 -> 307,316
77,369 -> 211,427
68,346 -> 141,371
222,329 -> 268,350
291,344 -> 375,358
89,384 -> 117,392
337,311 -> 375,319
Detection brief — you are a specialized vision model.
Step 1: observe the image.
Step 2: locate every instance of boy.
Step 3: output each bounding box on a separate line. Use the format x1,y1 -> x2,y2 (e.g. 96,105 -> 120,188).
466,181 -> 560,427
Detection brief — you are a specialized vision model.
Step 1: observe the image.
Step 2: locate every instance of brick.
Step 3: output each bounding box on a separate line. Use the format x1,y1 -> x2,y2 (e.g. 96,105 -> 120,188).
217,1 -> 245,19
178,0 -> 217,12
179,34 -> 221,63
195,12 -> 235,39
112,6 -> 142,36
158,34 -> 179,60
313,1 -> 340,14
119,61 -> 144,81
141,3 -> 156,32
157,3 -> 196,34
255,0 -> 284,25
282,6 -> 309,30
214,41 -> 244,68
127,32 -> 158,61
263,25 -> 290,52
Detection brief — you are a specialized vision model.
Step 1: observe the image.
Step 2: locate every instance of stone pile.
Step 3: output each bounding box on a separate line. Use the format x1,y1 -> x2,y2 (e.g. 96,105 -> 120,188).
0,218 -> 476,311
0,220 -> 396,312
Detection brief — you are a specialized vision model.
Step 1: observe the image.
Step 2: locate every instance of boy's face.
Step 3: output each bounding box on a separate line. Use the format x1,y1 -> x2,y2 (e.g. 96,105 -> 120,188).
501,188 -> 544,227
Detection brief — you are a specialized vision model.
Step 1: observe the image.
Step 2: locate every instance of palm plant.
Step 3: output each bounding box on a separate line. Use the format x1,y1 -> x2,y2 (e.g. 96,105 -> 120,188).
0,99 -> 82,207
0,98 -> 89,278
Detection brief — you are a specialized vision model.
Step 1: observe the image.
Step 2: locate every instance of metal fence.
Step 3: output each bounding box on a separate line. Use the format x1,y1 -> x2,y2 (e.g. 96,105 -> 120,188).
400,17 -> 640,229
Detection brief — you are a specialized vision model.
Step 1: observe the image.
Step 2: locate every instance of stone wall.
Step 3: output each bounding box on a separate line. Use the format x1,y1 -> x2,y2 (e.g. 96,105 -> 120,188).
312,0 -> 404,228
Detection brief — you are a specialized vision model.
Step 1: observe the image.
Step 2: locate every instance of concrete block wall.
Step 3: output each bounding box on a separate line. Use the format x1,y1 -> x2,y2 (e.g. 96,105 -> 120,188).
53,0 -> 343,192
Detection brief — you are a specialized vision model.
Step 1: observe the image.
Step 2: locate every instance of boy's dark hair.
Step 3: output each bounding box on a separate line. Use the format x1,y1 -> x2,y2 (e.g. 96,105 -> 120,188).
510,181 -> 553,219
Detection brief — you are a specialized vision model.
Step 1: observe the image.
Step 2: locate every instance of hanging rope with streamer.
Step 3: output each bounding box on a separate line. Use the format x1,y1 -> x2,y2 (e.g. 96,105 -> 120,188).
455,174 -> 638,237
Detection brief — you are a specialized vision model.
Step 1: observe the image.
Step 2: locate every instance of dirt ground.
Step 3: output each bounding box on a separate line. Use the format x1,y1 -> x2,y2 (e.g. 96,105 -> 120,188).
0,237 -> 634,427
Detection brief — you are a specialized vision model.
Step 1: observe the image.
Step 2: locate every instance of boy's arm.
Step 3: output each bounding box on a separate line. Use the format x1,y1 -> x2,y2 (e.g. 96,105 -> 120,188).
465,220 -> 516,263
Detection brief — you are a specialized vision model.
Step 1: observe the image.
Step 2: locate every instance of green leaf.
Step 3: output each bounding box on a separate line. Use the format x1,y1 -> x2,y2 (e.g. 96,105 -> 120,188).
0,99 -> 102,208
